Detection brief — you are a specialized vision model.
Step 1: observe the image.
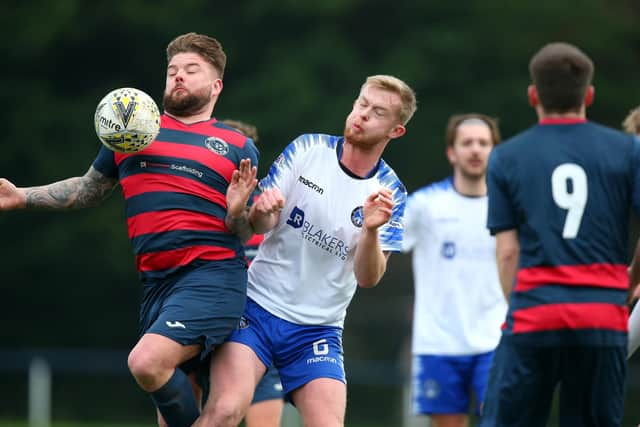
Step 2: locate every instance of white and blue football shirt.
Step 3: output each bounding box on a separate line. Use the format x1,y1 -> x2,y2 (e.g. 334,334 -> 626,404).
403,177 -> 506,355
247,134 -> 406,327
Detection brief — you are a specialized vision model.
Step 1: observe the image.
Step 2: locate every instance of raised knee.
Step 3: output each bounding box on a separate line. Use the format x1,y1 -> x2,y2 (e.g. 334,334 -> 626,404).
127,348 -> 165,387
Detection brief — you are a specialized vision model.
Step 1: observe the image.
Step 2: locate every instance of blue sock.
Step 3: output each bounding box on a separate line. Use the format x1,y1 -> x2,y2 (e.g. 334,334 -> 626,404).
150,369 -> 199,427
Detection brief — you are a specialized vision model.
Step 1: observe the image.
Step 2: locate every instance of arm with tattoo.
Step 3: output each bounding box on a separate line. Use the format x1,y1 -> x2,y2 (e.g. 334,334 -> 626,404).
225,208 -> 255,243
0,167 -> 118,211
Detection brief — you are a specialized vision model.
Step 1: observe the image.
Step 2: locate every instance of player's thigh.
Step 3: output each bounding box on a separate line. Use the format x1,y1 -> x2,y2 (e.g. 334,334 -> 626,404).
479,339 -> 558,427
206,342 -> 267,412
558,345 -> 626,427
244,399 -> 284,427
252,364 -> 284,404
292,378 -> 346,427
430,414 -> 468,427
411,354 -> 472,415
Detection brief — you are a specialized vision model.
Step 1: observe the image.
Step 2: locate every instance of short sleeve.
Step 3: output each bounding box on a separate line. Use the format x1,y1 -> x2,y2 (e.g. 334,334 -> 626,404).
92,145 -> 118,179
487,148 -> 517,235
379,180 -> 407,253
241,138 -> 260,171
258,135 -> 306,197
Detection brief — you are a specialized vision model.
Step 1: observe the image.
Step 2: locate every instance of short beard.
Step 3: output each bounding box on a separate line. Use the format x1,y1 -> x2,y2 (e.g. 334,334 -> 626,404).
163,87 -> 211,117
459,166 -> 486,181
344,125 -> 367,147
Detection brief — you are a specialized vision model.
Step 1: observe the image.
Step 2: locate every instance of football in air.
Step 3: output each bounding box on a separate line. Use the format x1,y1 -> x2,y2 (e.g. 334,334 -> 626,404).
94,87 -> 160,153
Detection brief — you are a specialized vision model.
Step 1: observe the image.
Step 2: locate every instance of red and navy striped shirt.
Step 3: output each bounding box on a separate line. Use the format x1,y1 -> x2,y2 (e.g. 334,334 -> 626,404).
93,114 -> 259,280
243,233 -> 264,266
487,118 -> 640,346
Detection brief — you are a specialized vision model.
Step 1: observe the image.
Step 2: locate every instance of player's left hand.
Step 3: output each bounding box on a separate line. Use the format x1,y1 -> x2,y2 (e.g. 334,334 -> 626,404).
363,188 -> 393,231
226,158 -> 257,218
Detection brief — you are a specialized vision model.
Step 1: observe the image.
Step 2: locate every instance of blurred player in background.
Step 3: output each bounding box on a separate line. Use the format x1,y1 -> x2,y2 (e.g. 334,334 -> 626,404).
402,113 -> 506,427
0,33 -> 258,427
479,42 -> 640,427
622,106 -> 640,360
623,105 -> 640,135
194,74 -> 417,427
219,119 -> 285,427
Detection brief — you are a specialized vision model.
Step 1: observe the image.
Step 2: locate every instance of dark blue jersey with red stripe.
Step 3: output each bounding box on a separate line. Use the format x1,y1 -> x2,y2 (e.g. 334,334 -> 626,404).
243,233 -> 264,266
93,114 -> 259,281
487,118 -> 640,346
243,194 -> 264,265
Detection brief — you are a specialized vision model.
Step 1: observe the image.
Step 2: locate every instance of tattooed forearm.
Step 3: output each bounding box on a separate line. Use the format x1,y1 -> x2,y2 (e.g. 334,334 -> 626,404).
225,208 -> 255,243
25,167 -> 117,209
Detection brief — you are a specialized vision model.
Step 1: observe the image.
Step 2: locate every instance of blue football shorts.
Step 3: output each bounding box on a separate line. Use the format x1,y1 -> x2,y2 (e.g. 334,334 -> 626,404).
139,258 -> 247,367
227,297 -> 346,398
412,351 -> 494,415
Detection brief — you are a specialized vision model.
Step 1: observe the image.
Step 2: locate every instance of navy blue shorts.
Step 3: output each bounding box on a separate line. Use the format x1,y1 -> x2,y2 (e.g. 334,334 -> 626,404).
139,259 -> 247,366
252,364 -> 284,404
479,337 -> 626,427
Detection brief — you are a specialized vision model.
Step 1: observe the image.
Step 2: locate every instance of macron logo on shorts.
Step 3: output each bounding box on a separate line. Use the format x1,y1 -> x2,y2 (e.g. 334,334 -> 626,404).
165,320 -> 186,329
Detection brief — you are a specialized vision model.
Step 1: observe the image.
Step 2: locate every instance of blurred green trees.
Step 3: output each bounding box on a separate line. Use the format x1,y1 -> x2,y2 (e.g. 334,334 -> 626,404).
1,0 -> 639,423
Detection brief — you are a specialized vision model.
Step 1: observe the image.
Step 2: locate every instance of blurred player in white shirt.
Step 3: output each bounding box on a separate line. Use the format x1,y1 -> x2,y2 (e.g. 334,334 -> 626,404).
622,106 -> 640,359
402,114 -> 506,427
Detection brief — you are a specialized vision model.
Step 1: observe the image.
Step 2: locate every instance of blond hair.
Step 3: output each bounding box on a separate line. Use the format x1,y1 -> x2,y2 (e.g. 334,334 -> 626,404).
362,75 -> 417,125
166,32 -> 227,78
623,106 -> 640,135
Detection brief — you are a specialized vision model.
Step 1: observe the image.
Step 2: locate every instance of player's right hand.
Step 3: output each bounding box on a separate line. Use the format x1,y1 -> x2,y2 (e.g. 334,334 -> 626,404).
252,188 -> 285,216
0,178 -> 26,210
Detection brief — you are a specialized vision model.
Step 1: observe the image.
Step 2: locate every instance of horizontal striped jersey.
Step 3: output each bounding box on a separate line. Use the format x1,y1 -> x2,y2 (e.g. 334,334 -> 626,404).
244,234 -> 264,265
487,118 -> 640,345
93,114 -> 259,280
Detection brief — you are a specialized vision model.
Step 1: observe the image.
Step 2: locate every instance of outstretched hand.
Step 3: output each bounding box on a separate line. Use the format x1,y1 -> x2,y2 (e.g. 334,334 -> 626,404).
0,178 -> 26,210
362,188 -> 393,231
226,159 -> 258,218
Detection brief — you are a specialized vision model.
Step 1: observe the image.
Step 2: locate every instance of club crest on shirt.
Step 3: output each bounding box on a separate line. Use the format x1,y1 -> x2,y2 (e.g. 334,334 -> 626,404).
237,316 -> 249,329
424,379 -> 440,399
441,241 -> 456,259
205,136 -> 229,155
350,206 -> 364,228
